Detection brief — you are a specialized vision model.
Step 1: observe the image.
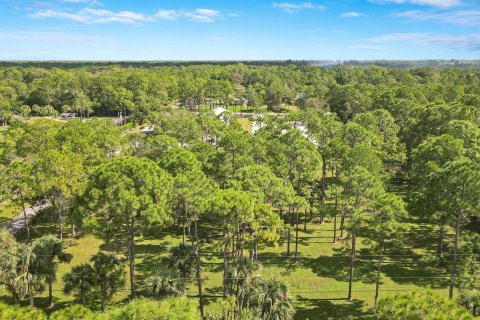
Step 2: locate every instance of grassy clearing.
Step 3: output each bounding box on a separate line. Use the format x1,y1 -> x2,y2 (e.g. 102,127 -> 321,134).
2,190 -> 451,319
0,201 -> 20,227
236,118 -> 252,133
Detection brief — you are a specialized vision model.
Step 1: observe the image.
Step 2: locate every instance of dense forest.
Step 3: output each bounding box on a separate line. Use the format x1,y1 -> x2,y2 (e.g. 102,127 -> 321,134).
0,64 -> 479,319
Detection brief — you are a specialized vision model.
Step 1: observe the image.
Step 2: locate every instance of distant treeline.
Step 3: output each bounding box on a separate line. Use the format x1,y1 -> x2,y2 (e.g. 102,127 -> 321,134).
2,60 -> 480,69
1,63 -> 480,124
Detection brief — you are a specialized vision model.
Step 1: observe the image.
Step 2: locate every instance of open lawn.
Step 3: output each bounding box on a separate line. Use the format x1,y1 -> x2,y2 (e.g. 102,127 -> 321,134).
236,118 -> 253,133
0,201 -> 21,227
1,192 -> 452,319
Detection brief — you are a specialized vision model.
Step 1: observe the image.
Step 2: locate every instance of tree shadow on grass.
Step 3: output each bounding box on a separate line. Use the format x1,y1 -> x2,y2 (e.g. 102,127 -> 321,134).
294,297 -> 373,320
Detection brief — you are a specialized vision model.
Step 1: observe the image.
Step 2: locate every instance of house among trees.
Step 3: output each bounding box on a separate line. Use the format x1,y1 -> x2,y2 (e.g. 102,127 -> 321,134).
60,113 -> 77,120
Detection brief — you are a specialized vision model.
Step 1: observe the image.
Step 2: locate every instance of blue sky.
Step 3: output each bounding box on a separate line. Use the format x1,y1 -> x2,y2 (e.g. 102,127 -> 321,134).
0,0 -> 479,60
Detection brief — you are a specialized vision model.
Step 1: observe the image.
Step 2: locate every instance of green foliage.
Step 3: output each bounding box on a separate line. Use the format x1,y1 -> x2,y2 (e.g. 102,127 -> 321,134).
0,302 -> 47,320
49,304 -> 97,320
458,290 -> 480,317
82,156 -> 173,239
245,277 -> 296,320
0,230 -> 28,304
105,298 -> 201,320
63,264 -> 96,305
144,269 -> 186,299
376,290 -> 475,320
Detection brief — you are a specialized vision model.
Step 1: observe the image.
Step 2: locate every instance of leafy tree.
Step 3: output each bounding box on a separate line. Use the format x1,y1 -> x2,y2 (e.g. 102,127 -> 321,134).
0,231 -> 29,305
211,188 -> 255,299
362,193 -> 409,306
1,160 -> 34,242
73,91 -> 94,118
302,109 -> 343,200
432,158 -> 480,298
341,166 -> 384,300
82,157 -> 173,297
410,134 -> 465,256
35,150 -> 85,239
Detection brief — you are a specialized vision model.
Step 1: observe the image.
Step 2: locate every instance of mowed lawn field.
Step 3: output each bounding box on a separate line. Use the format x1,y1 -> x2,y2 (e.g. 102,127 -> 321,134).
0,192 -> 452,319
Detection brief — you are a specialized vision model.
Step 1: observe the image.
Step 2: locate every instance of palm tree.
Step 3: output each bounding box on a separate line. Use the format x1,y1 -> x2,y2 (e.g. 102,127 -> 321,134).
144,269 -> 186,299
90,252 -> 125,312
0,231 -> 29,305
63,264 -> 96,306
226,256 -> 259,317
164,244 -> 195,279
31,235 -> 72,307
246,277 -> 295,320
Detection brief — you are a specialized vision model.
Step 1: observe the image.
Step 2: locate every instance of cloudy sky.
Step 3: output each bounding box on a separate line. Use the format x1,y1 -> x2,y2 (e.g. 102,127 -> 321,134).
0,0 -> 479,60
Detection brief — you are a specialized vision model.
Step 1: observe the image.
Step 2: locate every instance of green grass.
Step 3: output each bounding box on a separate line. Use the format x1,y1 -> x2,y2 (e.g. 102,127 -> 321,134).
0,201 -> 20,227
2,193 -> 452,319
236,118 -> 252,133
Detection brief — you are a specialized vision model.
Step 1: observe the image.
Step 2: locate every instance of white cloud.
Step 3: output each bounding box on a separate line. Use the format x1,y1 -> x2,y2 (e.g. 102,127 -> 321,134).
155,10 -> 179,21
395,9 -> 480,26
30,8 -> 152,24
59,0 -> 102,5
195,9 -> 220,17
183,12 -> 215,23
370,0 -> 463,8
273,2 -> 325,13
367,32 -> 480,51
30,7 -> 225,24
341,11 -> 364,17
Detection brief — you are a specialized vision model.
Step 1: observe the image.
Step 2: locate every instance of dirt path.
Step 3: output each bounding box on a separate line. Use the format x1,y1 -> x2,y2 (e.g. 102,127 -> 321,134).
4,203 -> 49,234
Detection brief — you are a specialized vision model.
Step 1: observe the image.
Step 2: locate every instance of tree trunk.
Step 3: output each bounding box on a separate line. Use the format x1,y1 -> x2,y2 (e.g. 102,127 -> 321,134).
303,208 -> 307,231
223,224 -> 229,299
348,233 -> 356,300
321,161 -> 327,203
295,208 -> 299,261
20,193 -> 31,243
449,214 -> 461,299
29,283 -> 34,308
287,206 -> 291,257
340,205 -> 346,239
333,194 -> 338,243
192,216 -> 204,318
182,220 -> 186,245
374,240 -> 384,307
101,281 -> 107,312
9,285 -> 20,305
57,206 -> 63,240
127,235 -> 136,298
309,196 -> 314,221
436,225 -> 445,257
333,213 -> 337,243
